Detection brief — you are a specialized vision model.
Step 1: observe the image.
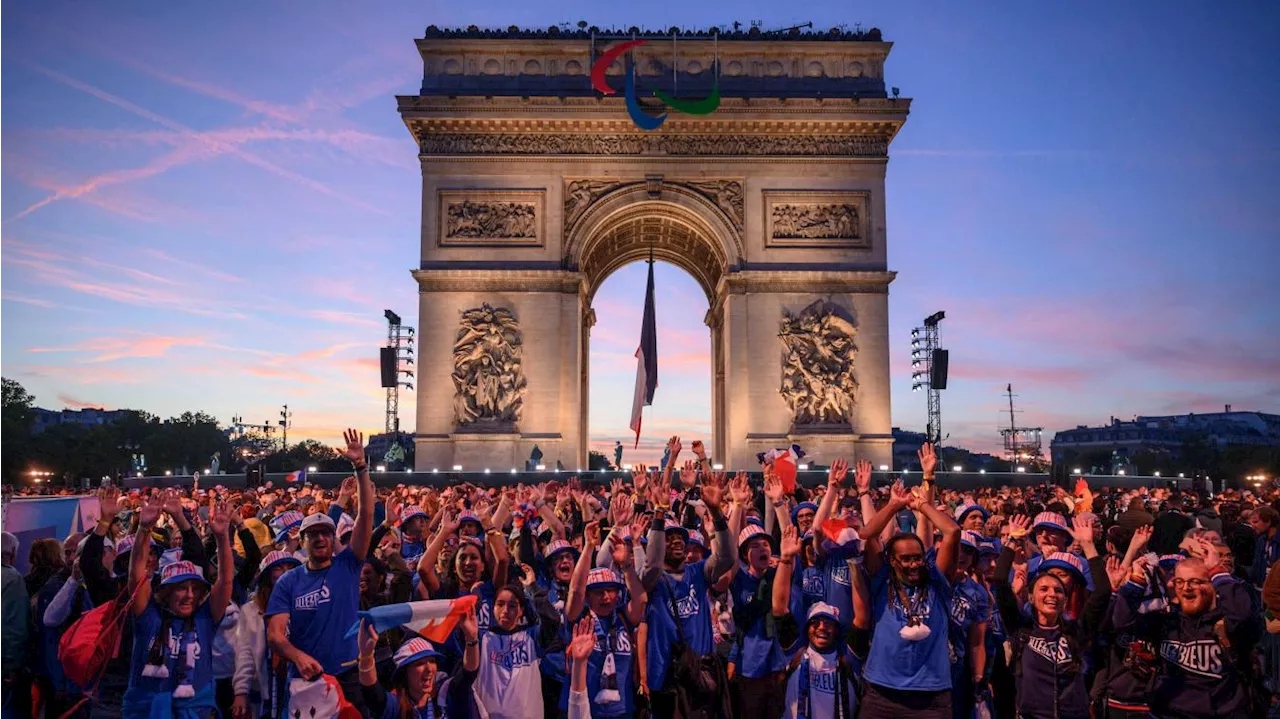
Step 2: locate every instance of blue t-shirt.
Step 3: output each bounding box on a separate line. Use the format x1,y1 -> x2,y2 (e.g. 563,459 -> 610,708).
822,550 -> 860,630
124,602 -> 219,706
948,576 -> 992,666
645,559 -> 712,690
402,538 -> 425,565
728,568 -> 791,678
560,611 -> 635,718
864,563 -> 953,692
266,547 -> 362,676
798,565 -> 825,618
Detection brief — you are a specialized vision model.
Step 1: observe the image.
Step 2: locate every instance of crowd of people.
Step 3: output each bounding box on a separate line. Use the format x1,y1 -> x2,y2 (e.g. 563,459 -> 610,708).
2,429 -> 1279,719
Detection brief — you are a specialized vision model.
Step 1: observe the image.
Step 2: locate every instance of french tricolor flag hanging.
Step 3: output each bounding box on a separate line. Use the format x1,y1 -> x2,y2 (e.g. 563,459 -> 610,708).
284,469 -> 306,484
629,258 -> 659,448
347,595 -> 478,643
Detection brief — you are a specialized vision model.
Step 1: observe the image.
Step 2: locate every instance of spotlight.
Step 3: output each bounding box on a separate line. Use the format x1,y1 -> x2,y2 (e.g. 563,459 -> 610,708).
164,470 -> 172,476
536,464 -> 546,471
1117,469 -> 1126,476
713,463 -> 724,470
952,465 -> 962,472
1016,466 -> 1026,473
798,464 -> 809,471
1072,468 -> 1082,475
511,469 -> 518,474
432,468 -> 439,473
307,466 -> 318,473
375,465 -> 386,473
878,465 -> 889,471
452,465 -> 463,471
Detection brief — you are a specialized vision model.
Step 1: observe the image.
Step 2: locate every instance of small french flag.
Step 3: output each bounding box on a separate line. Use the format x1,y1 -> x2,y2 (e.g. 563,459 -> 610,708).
347,595 -> 478,643
284,469 -> 306,484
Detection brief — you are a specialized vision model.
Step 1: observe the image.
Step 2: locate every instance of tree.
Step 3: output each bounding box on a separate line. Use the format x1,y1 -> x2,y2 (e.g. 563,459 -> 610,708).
2,378 -> 36,484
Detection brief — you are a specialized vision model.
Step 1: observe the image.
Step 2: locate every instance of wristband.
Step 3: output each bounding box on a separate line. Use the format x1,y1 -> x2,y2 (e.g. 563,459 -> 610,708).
465,639 -> 479,647
352,463 -> 368,473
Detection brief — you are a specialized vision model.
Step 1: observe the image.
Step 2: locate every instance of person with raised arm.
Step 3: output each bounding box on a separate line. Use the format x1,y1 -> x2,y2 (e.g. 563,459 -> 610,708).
265,429 -> 373,709
561,519 -> 646,718
808,458 -> 860,630
857,443 -> 961,719
1108,541 -> 1262,718
121,493 -> 234,718
642,435 -> 736,717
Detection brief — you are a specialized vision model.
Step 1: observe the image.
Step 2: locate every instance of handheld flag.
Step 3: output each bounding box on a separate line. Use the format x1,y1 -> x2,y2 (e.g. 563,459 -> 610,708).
287,676 -> 361,719
284,469 -> 306,484
758,444 -> 805,493
628,258 -> 659,447
347,595 -> 478,644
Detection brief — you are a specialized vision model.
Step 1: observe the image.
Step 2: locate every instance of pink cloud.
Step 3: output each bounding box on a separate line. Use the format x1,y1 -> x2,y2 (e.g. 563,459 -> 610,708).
58,394 -> 104,410
28,333 -> 207,363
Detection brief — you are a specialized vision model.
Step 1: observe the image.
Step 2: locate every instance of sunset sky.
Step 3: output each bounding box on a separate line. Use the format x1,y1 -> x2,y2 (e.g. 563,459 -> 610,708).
3,1 -> 1277,465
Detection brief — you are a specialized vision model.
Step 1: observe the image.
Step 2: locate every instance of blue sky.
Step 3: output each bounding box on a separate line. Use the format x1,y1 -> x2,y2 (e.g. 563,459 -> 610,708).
3,1 -> 1278,464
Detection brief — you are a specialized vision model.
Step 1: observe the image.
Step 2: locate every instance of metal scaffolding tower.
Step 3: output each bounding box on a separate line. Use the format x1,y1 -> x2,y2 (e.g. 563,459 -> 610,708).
383,310 -> 415,434
911,311 -> 946,444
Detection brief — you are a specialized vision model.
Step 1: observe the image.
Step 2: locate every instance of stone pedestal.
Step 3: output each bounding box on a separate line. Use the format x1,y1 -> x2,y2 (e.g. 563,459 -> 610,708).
450,432 -> 520,472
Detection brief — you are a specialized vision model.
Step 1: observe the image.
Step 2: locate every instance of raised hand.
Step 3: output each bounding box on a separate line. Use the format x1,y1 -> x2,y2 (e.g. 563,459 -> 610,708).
667,435 -> 683,462
729,472 -> 752,505
702,480 -> 724,513
854,459 -> 872,494
918,443 -> 938,476
1071,515 -> 1096,547
340,428 -> 366,466
827,458 -> 849,489
358,621 -> 379,659
613,496 -> 634,527
1105,555 -> 1128,591
384,497 -> 402,526
763,472 -> 785,504
520,563 -> 537,588
338,476 -> 357,504
889,480 -> 913,509
1198,538 -> 1222,569
568,616 -> 596,662
161,488 -> 184,518
611,536 -> 631,568
631,464 -> 649,497
1007,514 -> 1032,540
1130,525 -> 1153,554
678,460 -> 697,490
98,487 -> 121,521
209,499 -> 232,536
584,521 -> 601,547
440,510 -> 461,535
780,525 -> 800,560
1129,556 -> 1151,586
138,494 -> 163,528
460,607 -> 479,642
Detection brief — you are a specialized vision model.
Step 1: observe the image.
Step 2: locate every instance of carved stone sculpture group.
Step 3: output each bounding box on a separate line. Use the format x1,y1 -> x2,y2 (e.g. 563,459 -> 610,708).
452,304 -> 528,427
445,201 -> 537,239
779,300 -> 859,425
771,203 -> 860,240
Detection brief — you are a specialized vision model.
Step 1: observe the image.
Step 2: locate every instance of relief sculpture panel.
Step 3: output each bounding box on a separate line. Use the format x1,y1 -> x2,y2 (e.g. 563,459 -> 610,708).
779,300 -> 858,426
452,304 -> 528,428
438,190 -> 544,247
764,190 -> 871,248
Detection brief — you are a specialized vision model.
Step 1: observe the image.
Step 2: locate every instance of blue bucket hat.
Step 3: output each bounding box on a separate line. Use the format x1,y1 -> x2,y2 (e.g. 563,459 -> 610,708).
791,502 -> 819,525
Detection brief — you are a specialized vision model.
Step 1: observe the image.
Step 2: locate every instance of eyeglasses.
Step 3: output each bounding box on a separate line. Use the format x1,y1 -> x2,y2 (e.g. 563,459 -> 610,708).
1171,578 -> 1210,590
894,553 -> 925,565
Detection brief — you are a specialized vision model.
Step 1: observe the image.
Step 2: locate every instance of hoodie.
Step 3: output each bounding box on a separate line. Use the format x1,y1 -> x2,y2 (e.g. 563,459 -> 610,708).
1109,569 -> 1261,718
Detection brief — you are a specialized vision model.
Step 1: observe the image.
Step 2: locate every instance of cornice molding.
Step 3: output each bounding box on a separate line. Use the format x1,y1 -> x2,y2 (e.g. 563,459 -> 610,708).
412,268 -> 585,294
716,269 -> 896,299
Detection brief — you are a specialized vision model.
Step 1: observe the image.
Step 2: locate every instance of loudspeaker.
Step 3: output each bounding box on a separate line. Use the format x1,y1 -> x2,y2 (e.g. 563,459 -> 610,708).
931,349 -> 949,389
380,347 -> 398,388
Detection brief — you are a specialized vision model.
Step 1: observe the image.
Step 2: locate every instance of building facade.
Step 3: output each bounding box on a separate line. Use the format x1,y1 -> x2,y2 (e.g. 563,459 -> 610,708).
31,407 -> 130,434
1051,409 -> 1280,465
400,25 -> 909,471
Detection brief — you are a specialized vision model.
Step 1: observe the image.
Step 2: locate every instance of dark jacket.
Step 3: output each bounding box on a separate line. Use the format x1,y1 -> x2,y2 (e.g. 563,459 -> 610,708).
1109,569 -> 1261,718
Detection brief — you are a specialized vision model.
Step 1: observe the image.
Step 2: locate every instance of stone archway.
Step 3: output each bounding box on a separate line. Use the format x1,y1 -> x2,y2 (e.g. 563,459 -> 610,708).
569,183 -> 740,463
401,26 -> 908,472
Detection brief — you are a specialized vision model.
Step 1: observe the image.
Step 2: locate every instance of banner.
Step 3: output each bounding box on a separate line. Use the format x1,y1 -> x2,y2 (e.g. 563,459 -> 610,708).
2,497 -> 100,574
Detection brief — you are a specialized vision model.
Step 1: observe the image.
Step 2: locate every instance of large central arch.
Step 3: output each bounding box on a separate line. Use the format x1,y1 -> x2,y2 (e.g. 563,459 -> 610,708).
572,183 -> 739,461
401,26 -> 908,471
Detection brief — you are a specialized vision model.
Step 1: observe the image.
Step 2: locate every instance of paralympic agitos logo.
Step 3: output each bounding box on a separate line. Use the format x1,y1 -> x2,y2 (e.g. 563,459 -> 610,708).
590,40 -> 720,131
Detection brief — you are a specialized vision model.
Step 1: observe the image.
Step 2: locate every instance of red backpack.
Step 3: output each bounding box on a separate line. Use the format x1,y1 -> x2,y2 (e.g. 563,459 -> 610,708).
57,583 -> 137,691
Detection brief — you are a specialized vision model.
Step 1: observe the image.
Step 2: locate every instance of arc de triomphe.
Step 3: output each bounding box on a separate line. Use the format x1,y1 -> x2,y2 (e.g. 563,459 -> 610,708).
399,25 -> 909,472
